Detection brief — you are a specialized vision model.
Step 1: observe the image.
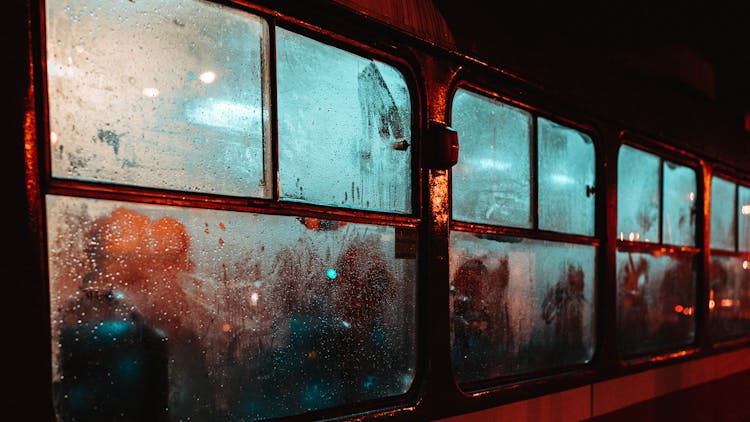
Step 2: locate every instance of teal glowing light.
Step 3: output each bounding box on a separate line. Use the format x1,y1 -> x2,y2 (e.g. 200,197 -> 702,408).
326,267 -> 337,280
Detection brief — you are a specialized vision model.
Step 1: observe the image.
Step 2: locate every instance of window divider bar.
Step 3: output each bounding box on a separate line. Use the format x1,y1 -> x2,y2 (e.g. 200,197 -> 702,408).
267,22 -> 280,202
531,116 -> 539,229
658,158 -> 664,245
735,183 -> 740,252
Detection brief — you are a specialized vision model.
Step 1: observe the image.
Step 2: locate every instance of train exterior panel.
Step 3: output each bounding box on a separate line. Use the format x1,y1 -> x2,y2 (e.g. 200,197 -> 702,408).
7,0 -> 750,420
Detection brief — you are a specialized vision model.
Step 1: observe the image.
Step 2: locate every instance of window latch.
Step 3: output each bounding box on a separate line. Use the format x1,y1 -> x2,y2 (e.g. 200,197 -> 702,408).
426,121 -> 459,170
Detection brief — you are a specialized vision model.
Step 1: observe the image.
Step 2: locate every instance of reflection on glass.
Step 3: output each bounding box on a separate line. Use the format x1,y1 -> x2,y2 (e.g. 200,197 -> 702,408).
276,28 -> 412,213
662,161 -> 697,246
709,256 -> 750,340
710,176 -> 737,251
617,145 -> 660,243
740,186 -> 750,251
46,0 -> 269,197
616,251 -> 696,357
451,89 -> 532,227
449,231 -> 595,385
47,195 -> 416,421
538,117 -> 595,236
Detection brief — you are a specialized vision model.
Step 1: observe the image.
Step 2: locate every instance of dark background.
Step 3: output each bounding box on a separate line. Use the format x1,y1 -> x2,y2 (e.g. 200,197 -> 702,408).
434,0 -> 750,134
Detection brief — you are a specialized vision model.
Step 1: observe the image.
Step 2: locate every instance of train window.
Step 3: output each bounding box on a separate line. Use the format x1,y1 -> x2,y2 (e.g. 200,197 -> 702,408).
46,195 -> 417,420
617,145 -> 661,243
537,117 -> 595,236
449,87 -> 596,386
46,0 -> 270,197
616,144 -> 698,358
741,186 -> 750,251
710,176 -> 737,251
44,1 -> 418,420
449,232 -> 595,383
709,179 -> 750,341
709,255 -> 750,340
663,161 -> 698,246
450,88 -> 532,228
276,28 -> 413,213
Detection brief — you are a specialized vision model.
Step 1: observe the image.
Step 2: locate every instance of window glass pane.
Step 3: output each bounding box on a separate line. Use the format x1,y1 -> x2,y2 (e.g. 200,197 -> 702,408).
46,0 -> 269,197
740,186 -> 750,251
449,231 -> 595,385
710,176 -> 737,250
276,28 -> 412,213
617,145 -> 660,243
537,117 -> 595,236
709,256 -> 750,340
47,195 -> 416,421
451,89 -> 532,227
616,251 -> 696,357
662,161 -> 697,246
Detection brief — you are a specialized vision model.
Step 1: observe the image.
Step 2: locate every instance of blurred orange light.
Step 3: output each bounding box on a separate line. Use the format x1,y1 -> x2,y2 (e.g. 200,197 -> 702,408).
222,323 -> 231,332
674,305 -> 684,313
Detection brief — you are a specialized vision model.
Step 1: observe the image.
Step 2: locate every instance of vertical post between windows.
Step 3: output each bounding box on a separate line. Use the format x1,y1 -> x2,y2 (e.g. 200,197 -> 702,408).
267,22 -> 280,201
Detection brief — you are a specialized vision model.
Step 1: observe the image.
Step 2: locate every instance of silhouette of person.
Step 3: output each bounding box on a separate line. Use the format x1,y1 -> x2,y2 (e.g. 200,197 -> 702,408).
56,207 -> 214,421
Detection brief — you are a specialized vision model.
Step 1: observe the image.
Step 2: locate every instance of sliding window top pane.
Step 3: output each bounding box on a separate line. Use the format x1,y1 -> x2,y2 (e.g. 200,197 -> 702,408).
46,0 -> 269,197
740,185 -> 750,251
662,161 -> 697,246
617,145 -> 660,243
710,176 -> 737,251
276,28 -> 413,213
537,117 -> 595,236
451,88 -> 532,227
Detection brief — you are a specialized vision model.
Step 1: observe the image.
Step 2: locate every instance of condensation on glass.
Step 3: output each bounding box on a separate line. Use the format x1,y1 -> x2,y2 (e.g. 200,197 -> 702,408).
616,145 -> 698,357
616,251 -> 696,356
617,145 -> 660,243
46,195 -> 417,421
449,231 -> 595,385
662,161 -> 697,246
276,28 -> 412,213
46,0 -> 270,197
537,117 -> 595,236
739,185 -> 750,251
710,176 -> 737,251
709,256 -> 750,340
450,88 -> 532,227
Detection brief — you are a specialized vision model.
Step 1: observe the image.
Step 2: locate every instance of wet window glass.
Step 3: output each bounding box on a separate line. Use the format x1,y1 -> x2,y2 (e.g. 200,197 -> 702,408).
276,28 -> 412,213
662,161 -> 697,246
449,231 -> 595,385
616,251 -> 696,357
710,176 -> 737,251
46,195 -> 417,421
617,145 -> 660,243
46,0 -> 269,197
740,185 -> 750,251
537,117 -> 595,236
709,256 -> 750,340
450,88 -> 532,227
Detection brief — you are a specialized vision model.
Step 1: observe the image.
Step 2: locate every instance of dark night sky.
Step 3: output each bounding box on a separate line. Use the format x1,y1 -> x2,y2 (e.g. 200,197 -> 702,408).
435,0 -> 750,129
